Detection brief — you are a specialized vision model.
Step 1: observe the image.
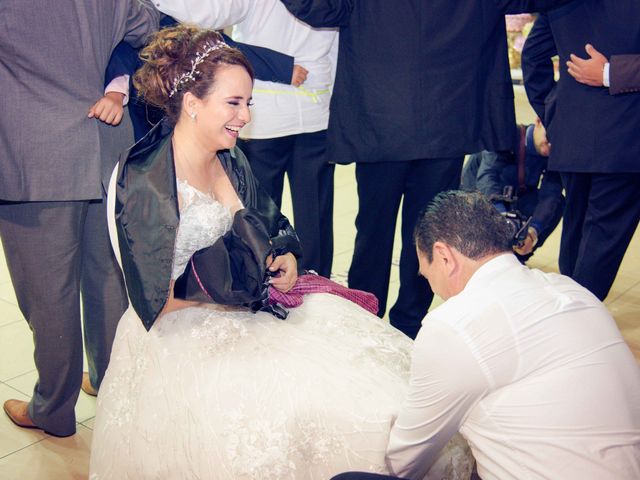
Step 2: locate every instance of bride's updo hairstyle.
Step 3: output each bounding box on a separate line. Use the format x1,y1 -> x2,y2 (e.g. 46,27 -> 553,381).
134,25 -> 255,125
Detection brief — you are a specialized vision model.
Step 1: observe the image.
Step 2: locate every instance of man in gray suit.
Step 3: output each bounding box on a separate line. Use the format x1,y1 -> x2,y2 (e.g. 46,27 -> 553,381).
0,1 -> 158,437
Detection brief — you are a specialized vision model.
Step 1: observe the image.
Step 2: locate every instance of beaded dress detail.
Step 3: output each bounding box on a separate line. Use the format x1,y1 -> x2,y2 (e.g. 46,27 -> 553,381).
90,179 -> 473,479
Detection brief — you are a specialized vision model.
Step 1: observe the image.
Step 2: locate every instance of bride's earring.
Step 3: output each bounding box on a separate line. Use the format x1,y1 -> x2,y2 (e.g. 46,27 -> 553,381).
189,111 -> 197,121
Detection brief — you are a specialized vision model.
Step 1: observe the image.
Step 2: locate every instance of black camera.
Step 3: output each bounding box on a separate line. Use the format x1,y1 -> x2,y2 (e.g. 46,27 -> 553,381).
490,187 -> 532,248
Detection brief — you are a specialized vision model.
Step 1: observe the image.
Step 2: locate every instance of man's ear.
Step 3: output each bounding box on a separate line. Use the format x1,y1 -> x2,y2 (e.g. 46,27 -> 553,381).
433,241 -> 458,275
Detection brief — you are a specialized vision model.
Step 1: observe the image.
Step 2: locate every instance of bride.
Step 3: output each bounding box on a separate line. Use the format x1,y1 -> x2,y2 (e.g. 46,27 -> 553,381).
89,25 -> 472,480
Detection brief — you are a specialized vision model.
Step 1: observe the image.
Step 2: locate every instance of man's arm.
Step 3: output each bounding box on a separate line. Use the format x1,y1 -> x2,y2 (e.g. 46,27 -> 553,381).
123,0 -> 160,48
105,41 -> 139,86
531,169 -> 564,236
154,16 -> 297,86
221,33 -> 295,86
475,151 -> 513,205
610,55 -> 640,94
386,322 -> 488,480
279,0 -> 353,28
522,13 -> 557,125
496,0 -> 579,14
154,0 -> 252,29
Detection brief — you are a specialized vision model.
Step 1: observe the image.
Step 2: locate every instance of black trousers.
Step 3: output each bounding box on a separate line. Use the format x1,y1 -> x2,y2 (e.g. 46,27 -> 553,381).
238,131 -> 334,277
348,157 -> 463,339
560,171 -> 640,300
0,199 -> 127,436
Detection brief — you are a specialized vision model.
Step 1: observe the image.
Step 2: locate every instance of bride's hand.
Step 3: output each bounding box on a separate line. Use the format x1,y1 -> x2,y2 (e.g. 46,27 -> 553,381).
267,253 -> 298,293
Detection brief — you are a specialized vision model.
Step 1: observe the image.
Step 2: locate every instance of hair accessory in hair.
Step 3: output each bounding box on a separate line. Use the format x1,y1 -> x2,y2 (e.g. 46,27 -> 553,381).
168,40 -> 229,98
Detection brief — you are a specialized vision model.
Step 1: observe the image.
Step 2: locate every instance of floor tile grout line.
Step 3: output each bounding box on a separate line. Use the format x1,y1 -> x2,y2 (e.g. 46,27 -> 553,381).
2,381 -> 35,398
605,281 -> 640,307
0,437 -> 50,461
1,370 -> 37,387
0,319 -> 25,330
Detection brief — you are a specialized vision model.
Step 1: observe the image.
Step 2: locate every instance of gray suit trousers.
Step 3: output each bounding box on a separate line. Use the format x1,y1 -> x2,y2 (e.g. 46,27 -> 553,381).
0,199 -> 127,436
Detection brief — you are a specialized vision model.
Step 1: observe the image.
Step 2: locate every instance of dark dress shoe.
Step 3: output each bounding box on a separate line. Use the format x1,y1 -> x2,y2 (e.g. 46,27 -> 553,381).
81,372 -> 97,397
3,399 -> 37,429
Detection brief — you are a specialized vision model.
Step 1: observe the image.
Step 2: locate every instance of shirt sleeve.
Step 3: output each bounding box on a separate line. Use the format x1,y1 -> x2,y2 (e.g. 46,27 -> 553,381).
105,75 -> 131,105
522,13 -> 557,126
531,169 -> 564,237
603,62 -> 610,87
279,0 -> 353,28
122,0 -> 160,48
386,321 -> 489,480
154,0 -> 252,29
222,34 -> 294,85
475,151 -> 512,201
609,54 -> 640,95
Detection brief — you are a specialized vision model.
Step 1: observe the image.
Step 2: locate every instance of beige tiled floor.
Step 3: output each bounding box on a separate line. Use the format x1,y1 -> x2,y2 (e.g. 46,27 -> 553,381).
0,92 -> 638,479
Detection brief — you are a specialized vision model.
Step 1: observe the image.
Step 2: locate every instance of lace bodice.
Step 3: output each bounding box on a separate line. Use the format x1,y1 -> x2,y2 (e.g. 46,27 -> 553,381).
171,179 -> 233,279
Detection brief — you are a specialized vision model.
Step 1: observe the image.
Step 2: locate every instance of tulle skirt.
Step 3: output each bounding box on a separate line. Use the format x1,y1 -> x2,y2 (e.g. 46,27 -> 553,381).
89,293 -> 472,480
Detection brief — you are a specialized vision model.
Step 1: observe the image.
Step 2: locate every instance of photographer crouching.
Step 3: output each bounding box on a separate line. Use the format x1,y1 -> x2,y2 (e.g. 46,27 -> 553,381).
461,119 -> 564,261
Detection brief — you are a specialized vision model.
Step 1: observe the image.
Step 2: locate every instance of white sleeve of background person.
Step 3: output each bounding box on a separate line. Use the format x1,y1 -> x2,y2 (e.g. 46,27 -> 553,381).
154,0 -> 252,29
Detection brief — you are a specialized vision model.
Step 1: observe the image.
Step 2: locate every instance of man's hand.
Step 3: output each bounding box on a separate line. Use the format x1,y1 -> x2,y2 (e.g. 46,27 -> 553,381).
291,65 -> 308,87
267,252 -> 298,292
567,44 -> 608,87
513,227 -> 538,256
88,91 -> 125,125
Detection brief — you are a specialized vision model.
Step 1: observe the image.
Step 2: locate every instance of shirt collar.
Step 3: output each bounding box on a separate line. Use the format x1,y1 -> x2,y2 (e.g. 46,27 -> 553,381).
464,253 -> 521,292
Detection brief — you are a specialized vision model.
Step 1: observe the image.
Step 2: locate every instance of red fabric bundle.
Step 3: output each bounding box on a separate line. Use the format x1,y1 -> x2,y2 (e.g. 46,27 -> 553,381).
269,273 -> 379,315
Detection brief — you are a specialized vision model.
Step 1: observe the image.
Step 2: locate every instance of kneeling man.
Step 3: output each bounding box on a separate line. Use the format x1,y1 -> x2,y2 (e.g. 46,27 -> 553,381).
335,191 -> 640,480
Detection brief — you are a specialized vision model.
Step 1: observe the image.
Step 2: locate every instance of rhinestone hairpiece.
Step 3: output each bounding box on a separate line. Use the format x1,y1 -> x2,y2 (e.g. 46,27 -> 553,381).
168,41 -> 229,98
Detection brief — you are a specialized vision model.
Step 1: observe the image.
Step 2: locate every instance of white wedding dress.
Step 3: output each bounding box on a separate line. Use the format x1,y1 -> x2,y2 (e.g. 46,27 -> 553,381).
89,178 -> 473,479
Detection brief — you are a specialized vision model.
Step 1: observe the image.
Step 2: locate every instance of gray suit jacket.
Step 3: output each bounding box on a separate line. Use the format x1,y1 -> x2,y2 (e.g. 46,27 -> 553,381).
0,0 -> 159,201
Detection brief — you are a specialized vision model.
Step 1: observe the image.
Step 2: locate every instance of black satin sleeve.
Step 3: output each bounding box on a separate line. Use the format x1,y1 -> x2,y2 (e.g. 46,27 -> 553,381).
219,147 -> 303,259
173,208 -> 273,305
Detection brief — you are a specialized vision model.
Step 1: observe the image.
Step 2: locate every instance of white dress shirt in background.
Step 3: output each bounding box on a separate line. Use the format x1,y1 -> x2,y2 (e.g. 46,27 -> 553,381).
154,0 -> 338,139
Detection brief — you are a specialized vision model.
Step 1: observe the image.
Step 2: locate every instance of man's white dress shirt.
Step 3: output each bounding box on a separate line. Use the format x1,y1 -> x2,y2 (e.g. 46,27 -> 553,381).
154,0 -> 338,139
387,254 -> 640,480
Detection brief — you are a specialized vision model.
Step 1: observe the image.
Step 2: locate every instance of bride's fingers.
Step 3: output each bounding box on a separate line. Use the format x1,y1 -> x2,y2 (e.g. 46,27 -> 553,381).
267,253 -> 298,292
265,254 -> 275,269
270,277 -> 291,292
269,268 -> 296,292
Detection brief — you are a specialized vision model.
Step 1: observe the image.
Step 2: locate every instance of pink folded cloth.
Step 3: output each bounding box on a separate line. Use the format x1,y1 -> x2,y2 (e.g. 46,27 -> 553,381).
269,273 -> 379,315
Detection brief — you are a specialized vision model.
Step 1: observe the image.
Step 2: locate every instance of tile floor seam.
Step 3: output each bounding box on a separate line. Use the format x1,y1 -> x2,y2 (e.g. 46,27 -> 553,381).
2,370 -> 37,386
0,437 -> 49,460
0,319 -> 24,330
606,283 -> 640,307
3,382 -> 34,398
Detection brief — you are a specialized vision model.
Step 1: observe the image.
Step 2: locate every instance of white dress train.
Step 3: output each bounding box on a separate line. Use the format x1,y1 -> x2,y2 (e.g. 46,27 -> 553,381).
89,178 -> 473,479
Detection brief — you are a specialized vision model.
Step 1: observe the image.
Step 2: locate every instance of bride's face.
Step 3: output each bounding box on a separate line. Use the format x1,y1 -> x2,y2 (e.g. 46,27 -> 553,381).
190,64 -> 253,151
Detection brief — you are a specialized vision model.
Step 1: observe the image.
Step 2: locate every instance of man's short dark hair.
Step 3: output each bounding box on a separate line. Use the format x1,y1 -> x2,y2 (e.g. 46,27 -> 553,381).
415,190 -> 513,262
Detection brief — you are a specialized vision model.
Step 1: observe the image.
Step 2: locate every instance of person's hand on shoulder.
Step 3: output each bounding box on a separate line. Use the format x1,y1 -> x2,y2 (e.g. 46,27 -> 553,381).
267,252 -> 298,292
88,91 -> 125,125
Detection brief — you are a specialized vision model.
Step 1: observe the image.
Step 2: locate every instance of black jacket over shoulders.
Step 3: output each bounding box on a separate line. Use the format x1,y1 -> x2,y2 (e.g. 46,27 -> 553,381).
115,120 -> 302,330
